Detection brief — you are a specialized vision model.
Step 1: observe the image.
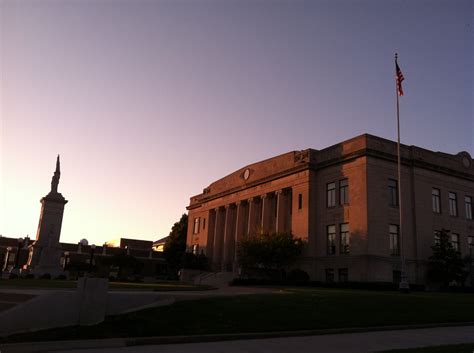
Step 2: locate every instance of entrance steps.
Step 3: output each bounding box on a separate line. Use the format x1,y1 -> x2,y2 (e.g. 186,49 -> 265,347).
193,271 -> 235,287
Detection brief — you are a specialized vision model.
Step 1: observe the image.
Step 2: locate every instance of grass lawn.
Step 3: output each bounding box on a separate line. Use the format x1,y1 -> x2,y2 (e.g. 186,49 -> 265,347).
2,287 -> 474,343
379,343 -> 474,352
0,279 -> 210,291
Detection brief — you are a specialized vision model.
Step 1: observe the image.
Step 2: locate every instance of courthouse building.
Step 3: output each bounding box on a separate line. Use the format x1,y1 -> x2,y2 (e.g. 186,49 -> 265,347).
186,134 -> 474,284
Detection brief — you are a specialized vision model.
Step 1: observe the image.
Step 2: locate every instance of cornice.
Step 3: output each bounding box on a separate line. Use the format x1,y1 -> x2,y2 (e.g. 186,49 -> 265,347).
188,146 -> 473,211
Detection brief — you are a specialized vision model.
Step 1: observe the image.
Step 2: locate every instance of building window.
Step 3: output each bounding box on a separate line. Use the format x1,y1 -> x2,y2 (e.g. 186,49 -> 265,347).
340,223 -> 350,254
327,182 -> 336,207
388,179 -> 398,206
339,179 -> 349,205
449,192 -> 458,217
451,233 -> 460,252
327,225 -> 336,255
389,224 -> 400,256
465,196 -> 473,220
193,217 -> 200,234
434,231 -> 440,245
192,244 -> 199,255
325,268 -> 335,283
432,188 -> 441,213
203,218 -> 206,230
298,193 -> 302,210
468,236 -> 473,255
338,268 -> 348,283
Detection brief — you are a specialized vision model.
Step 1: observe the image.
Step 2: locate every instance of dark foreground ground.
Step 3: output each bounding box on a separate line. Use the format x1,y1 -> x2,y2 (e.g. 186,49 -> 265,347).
2,287 -> 474,343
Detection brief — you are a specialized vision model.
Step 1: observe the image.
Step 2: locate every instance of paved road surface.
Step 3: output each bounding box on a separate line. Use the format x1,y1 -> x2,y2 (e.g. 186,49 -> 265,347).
0,292 -> 35,312
53,326 -> 474,353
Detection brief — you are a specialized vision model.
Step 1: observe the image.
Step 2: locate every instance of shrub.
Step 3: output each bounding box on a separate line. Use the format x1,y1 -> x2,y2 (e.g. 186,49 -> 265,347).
238,231 -> 305,276
287,269 -> 310,282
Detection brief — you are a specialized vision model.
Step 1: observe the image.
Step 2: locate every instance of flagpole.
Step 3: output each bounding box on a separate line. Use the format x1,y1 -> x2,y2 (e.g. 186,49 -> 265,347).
395,53 -> 410,293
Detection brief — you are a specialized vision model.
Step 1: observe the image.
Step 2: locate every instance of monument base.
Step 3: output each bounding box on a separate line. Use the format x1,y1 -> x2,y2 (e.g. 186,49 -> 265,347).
23,242 -> 67,278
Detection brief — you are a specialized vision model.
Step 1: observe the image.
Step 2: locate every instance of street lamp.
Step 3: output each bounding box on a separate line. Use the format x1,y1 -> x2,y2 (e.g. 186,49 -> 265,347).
89,244 -> 96,274
470,245 -> 473,288
3,247 -> 12,271
63,251 -> 70,270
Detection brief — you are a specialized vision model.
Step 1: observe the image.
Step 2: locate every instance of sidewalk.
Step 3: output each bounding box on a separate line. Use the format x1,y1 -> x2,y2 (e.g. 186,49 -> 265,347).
54,325 -> 474,353
1,325 -> 473,353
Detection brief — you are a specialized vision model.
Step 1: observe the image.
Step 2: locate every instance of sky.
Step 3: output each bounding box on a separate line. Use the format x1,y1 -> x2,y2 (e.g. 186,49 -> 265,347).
1,0 -> 472,246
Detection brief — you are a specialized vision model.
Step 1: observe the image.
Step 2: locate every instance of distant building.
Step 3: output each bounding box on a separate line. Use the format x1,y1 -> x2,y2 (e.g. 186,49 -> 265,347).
186,133 -> 474,285
1,236 -> 166,279
105,238 -> 153,251
152,236 -> 169,252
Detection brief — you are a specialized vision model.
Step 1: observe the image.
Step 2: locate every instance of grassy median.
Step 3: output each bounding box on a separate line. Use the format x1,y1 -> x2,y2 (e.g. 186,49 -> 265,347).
2,287 -> 474,343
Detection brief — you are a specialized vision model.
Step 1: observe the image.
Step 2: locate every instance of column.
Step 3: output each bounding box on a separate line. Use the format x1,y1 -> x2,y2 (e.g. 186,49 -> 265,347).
271,193 -> 277,232
206,209 -> 216,260
261,194 -> 274,233
276,189 -> 289,233
234,200 -> 248,271
247,197 -> 260,236
223,204 -> 236,271
213,207 -> 225,270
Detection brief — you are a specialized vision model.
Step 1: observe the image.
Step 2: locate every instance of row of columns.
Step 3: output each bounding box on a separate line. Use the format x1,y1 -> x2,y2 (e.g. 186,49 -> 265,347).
208,188 -> 292,272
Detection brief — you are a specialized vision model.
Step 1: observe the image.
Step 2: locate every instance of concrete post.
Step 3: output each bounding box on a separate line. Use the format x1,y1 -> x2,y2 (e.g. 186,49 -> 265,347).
77,277 -> 109,326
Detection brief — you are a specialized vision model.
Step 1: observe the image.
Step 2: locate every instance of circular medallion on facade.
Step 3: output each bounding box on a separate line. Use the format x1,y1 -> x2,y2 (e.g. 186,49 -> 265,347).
458,151 -> 472,169
243,168 -> 250,180
462,156 -> 471,169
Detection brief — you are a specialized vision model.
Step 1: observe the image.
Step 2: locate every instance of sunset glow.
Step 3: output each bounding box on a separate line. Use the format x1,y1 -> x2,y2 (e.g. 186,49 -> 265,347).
1,0 -> 472,246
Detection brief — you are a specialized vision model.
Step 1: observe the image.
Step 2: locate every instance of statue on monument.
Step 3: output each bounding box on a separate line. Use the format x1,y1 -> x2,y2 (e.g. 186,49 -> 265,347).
50,155 -> 61,194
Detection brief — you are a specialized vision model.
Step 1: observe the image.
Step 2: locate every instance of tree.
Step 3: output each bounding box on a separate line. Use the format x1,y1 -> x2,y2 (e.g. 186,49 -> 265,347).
181,252 -> 209,271
99,252 -> 143,280
426,229 -> 469,288
163,213 -> 188,276
237,231 -> 304,276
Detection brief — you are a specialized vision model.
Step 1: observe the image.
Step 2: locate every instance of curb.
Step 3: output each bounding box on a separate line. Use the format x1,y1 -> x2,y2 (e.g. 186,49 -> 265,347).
1,322 -> 474,353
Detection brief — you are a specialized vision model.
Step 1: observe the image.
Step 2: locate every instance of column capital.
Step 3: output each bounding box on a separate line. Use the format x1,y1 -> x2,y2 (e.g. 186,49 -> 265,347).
275,189 -> 283,196
260,194 -> 268,200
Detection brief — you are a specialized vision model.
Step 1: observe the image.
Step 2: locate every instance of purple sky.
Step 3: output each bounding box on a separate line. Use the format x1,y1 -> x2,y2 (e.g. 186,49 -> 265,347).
1,0 -> 472,246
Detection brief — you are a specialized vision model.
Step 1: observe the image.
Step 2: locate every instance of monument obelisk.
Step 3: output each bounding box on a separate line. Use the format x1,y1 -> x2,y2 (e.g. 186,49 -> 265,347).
23,155 -> 68,277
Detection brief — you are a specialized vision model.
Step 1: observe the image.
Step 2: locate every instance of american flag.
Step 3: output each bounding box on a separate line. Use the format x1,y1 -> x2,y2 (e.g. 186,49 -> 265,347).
396,61 -> 405,96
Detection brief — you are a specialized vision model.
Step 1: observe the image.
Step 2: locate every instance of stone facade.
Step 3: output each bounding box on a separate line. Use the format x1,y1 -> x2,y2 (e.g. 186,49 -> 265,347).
186,134 -> 474,284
